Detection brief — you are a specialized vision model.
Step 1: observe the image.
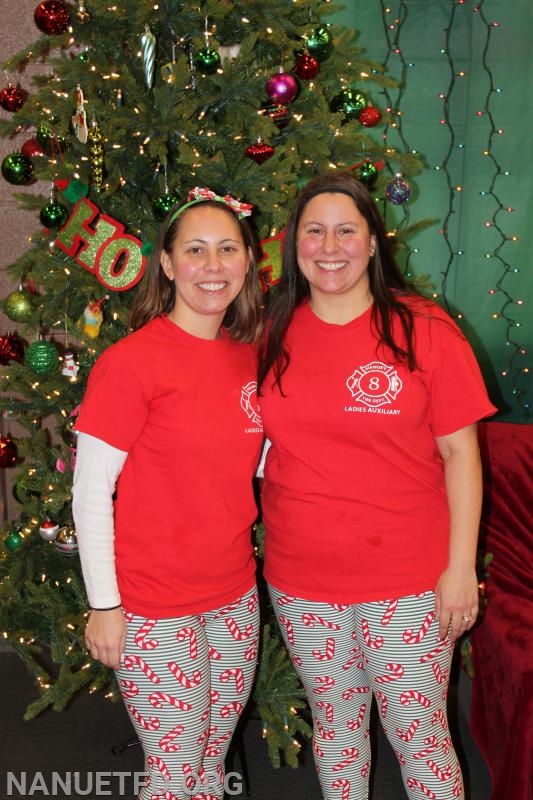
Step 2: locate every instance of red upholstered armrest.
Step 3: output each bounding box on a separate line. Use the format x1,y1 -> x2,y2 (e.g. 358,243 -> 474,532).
470,422 -> 533,800
477,421 -> 533,599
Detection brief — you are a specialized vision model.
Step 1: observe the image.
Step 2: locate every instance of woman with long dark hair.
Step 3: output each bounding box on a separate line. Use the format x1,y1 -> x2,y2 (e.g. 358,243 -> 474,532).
258,172 -> 496,800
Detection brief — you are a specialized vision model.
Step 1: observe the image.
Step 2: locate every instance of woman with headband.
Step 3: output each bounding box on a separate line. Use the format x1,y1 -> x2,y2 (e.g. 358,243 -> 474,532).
72,188 -> 264,800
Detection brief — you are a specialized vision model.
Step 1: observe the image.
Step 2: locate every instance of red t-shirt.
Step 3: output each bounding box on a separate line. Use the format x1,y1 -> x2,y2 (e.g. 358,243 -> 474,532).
75,316 -> 263,617
260,298 -> 497,604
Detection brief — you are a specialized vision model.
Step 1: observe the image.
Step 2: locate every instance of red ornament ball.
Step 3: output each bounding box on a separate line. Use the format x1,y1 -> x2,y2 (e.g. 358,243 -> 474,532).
39,519 -> 60,542
266,70 -> 298,105
34,0 -> 71,35
0,435 -> 18,468
21,138 -> 46,159
0,85 -> 25,112
359,105 -> 382,128
245,141 -> 275,165
293,53 -> 320,81
0,333 -> 25,365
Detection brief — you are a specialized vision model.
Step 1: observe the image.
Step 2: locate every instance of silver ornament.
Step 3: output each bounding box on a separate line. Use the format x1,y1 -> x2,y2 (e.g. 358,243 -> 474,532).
140,25 -> 156,89
39,519 -> 60,542
54,526 -> 78,555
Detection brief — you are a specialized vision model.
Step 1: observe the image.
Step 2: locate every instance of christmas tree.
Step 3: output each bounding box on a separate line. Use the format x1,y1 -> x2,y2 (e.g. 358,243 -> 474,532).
0,0 -> 422,766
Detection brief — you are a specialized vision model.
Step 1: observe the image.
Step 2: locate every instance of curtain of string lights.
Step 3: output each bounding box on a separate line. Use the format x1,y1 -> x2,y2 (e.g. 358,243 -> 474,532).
372,1 -> 529,420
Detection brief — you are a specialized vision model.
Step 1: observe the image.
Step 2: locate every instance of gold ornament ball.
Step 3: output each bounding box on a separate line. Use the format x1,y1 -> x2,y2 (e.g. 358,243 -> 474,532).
4,289 -> 33,323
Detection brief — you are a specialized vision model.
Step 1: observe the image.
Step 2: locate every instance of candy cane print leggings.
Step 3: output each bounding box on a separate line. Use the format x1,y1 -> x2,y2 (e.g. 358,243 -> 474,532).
268,586 -> 464,800
115,586 -> 259,800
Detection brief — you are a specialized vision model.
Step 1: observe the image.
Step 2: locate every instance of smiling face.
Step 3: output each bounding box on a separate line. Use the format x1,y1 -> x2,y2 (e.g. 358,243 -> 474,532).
160,204 -> 252,338
296,192 -> 375,320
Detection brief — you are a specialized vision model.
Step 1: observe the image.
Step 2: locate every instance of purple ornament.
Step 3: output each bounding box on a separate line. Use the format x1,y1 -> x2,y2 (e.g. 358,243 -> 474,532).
385,173 -> 411,205
266,70 -> 298,105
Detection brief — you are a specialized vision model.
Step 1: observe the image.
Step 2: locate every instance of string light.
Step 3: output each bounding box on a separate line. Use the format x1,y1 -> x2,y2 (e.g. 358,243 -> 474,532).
473,1 -> 528,418
379,1 -> 416,276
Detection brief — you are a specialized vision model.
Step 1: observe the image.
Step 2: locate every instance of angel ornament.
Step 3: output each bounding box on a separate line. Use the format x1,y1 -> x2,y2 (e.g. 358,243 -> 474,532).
72,85 -> 88,144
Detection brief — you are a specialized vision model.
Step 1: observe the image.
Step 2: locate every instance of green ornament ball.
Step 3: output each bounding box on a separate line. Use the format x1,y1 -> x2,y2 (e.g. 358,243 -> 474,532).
359,162 -> 379,187
26,341 -> 60,375
330,89 -> 367,121
39,200 -> 68,229
1,152 -> 35,185
304,26 -> 332,61
4,289 -> 34,323
4,529 -> 24,552
194,47 -> 221,74
152,193 -> 179,222
36,123 -> 53,148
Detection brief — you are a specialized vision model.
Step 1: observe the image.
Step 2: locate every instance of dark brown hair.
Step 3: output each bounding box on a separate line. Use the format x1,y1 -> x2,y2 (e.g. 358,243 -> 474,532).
130,200 -> 262,343
258,171 -> 419,393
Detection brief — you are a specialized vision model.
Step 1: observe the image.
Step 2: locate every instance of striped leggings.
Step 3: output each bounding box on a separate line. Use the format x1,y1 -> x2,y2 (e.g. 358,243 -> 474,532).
115,586 -> 259,800
269,586 -> 464,800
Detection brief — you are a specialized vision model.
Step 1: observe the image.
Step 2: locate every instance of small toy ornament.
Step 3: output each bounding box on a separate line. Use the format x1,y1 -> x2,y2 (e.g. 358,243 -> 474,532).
4,528 -> 24,552
140,25 -> 156,89
39,519 -> 59,542
266,69 -> 299,105
293,53 -> 319,80
61,350 -> 79,379
1,152 -> 35,186
3,288 -> 33,323
76,0 -> 90,23
359,105 -> 382,128
34,0 -> 71,35
303,26 -> 332,61
385,173 -> 411,205
245,140 -> 275,165
82,298 -> 106,338
0,84 -> 25,112
26,340 -> 59,375
331,89 -> 367,121
54,525 -> 78,555
0,435 -> 18,468
71,85 -> 88,144
0,333 -> 25,365
218,43 -> 241,63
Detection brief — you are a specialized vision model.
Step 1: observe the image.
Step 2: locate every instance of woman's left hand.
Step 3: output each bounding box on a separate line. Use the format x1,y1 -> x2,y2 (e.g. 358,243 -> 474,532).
434,565 -> 479,642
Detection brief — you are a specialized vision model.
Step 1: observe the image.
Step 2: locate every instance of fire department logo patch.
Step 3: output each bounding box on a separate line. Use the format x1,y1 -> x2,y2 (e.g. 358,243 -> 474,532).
240,380 -> 263,427
346,361 -> 403,408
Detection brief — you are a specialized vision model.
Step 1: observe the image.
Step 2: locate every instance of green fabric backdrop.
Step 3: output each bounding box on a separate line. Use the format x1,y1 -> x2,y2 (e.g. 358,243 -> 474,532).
331,0 -> 532,422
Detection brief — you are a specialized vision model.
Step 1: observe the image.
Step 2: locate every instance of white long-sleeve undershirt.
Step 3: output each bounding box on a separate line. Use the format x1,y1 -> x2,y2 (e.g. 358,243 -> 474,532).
72,432 -> 127,609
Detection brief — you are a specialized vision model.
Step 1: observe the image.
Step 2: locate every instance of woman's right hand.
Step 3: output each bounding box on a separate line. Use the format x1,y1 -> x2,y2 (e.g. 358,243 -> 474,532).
85,607 -> 127,670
